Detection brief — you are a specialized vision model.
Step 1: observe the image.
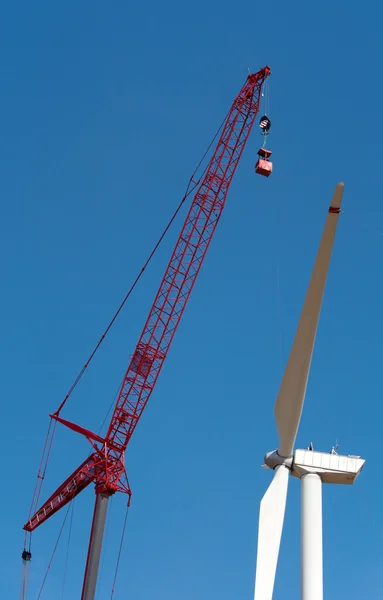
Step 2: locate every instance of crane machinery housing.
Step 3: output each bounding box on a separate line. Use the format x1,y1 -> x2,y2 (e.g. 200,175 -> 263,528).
22,65 -> 271,600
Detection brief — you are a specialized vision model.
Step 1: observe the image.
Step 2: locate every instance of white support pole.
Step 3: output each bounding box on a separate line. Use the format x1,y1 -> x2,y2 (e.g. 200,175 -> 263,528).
301,473 -> 323,600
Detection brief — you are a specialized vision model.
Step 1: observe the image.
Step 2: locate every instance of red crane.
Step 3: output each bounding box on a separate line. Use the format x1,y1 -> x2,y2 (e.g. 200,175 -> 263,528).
23,65 -> 271,599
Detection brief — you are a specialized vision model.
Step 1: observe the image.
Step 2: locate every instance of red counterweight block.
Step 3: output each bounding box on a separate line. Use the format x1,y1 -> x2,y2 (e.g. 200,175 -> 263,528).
255,148 -> 272,177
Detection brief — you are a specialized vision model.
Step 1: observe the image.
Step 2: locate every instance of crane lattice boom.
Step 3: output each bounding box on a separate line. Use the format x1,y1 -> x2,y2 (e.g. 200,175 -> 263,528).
24,66 -> 271,533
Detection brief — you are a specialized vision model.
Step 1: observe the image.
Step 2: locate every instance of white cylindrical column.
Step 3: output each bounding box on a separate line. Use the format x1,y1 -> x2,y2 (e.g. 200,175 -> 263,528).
81,492 -> 110,600
301,473 -> 323,600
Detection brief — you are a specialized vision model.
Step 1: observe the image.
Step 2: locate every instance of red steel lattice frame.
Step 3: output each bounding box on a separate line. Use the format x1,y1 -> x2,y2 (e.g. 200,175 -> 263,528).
24,66 -> 271,533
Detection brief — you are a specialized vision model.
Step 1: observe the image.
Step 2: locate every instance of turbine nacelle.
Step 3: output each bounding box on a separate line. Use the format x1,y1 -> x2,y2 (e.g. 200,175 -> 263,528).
291,448 -> 365,484
263,448 -> 365,484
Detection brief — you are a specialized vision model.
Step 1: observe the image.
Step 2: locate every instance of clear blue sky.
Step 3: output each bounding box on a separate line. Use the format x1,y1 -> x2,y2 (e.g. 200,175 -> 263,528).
1,1 -> 382,598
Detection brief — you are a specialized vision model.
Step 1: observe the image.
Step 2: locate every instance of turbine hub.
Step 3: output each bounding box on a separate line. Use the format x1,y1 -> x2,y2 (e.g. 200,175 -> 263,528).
264,450 -> 293,470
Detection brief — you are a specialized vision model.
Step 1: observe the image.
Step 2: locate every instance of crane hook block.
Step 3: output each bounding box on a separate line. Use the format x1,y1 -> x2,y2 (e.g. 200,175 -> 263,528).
22,550 -> 32,562
255,147 -> 272,178
259,115 -> 271,133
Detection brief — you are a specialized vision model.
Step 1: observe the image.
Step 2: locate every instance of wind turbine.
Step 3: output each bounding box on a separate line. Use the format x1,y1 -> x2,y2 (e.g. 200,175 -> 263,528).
254,182 -> 365,600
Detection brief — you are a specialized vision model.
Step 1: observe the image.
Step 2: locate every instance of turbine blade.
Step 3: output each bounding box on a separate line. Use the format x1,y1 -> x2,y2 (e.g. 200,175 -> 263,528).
275,183 -> 344,457
254,465 -> 289,600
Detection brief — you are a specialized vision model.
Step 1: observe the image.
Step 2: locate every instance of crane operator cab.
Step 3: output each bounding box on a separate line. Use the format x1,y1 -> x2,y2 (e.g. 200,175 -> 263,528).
255,115 -> 272,178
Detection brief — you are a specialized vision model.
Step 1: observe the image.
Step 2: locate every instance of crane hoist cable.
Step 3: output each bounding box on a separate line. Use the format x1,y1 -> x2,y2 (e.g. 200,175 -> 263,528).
109,503 -> 130,599
259,76 -> 271,148
53,106 -> 229,420
60,499 -> 75,600
36,500 -> 73,600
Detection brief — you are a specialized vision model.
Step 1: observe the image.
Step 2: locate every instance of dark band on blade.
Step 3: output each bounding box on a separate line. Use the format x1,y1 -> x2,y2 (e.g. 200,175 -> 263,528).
329,206 -> 341,214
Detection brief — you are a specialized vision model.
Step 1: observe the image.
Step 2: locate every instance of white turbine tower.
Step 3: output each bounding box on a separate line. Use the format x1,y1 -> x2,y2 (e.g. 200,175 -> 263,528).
254,182 -> 365,600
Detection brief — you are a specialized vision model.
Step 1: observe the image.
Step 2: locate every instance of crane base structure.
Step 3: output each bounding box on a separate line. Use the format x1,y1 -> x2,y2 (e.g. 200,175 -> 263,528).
23,65 -> 272,600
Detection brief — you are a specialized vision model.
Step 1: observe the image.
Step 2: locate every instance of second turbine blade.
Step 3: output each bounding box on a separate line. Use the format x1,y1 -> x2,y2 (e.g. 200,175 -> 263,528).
254,465 -> 290,600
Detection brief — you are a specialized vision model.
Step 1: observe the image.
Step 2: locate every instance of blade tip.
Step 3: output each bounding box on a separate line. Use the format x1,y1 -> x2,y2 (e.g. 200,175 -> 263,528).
330,182 -> 345,210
